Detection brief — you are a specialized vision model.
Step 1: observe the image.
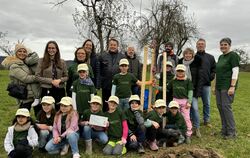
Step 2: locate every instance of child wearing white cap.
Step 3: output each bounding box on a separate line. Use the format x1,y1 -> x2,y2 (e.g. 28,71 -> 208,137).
80,95 -> 108,155
36,96 -> 56,152
103,96 -> 128,155
124,95 -> 146,154
72,63 -> 96,117
167,64 -> 193,144
111,58 -> 152,111
45,97 -> 80,158
4,108 -> 38,158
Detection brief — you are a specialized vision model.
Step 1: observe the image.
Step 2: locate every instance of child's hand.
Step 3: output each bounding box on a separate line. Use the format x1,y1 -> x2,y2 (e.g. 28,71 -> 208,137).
53,136 -> 61,144
80,121 -> 89,126
152,121 -> 160,129
121,137 -> 127,144
105,121 -> 109,127
36,124 -> 49,130
186,102 -> 191,109
130,135 -> 137,142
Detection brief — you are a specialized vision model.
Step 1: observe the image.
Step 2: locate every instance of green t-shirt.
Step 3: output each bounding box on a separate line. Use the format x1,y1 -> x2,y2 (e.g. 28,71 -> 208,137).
73,79 -> 96,114
124,108 -> 143,132
104,109 -> 125,140
216,51 -> 240,90
81,109 -> 104,121
167,78 -> 193,99
112,73 -> 138,98
145,110 -> 163,125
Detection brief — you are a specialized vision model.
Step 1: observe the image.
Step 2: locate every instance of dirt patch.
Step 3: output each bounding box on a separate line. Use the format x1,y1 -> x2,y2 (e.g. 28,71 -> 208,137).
143,146 -> 223,158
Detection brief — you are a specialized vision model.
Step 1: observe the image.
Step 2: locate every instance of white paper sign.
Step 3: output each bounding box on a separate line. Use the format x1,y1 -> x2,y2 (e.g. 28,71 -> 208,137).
89,114 -> 108,127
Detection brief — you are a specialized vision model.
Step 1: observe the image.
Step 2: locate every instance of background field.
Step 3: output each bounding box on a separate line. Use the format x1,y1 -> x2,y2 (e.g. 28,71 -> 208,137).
0,70 -> 249,158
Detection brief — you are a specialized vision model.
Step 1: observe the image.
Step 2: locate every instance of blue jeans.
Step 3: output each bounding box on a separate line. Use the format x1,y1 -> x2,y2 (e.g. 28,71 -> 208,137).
191,97 -> 200,128
119,98 -> 129,111
39,130 -> 52,148
45,132 -> 79,154
201,86 -> 211,123
82,125 -> 108,144
127,126 -> 146,149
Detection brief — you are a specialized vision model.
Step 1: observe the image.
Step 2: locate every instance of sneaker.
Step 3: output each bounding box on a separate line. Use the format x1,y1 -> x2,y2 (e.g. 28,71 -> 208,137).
204,122 -> 212,128
195,128 -> 202,138
185,137 -> 191,144
73,153 -> 81,158
138,143 -> 145,154
149,140 -> 158,151
60,144 -> 69,156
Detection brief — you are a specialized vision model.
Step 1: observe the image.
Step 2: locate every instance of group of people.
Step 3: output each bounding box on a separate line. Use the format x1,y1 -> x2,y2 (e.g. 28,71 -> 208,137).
1,37 -> 240,157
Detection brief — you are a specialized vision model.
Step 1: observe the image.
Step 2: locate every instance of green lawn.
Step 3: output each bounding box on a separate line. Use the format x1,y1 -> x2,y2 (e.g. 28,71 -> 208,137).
0,70 -> 250,158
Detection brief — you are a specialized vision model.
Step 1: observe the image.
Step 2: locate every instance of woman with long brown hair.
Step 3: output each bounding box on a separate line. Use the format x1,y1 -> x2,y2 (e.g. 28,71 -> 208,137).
36,41 -> 68,111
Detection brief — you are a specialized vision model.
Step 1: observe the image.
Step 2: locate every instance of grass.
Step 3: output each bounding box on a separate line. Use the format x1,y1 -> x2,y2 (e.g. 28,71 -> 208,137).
0,70 -> 250,158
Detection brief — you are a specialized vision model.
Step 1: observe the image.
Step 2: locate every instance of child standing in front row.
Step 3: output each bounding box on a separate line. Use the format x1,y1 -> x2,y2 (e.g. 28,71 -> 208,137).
167,64 -> 193,144
103,96 -> 128,155
4,108 -> 38,158
112,58 -> 152,111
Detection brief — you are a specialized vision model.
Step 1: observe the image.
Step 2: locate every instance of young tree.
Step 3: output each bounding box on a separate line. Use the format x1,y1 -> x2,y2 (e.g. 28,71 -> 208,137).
0,32 -> 14,56
234,48 -> 249,69
133,0 -> 199,63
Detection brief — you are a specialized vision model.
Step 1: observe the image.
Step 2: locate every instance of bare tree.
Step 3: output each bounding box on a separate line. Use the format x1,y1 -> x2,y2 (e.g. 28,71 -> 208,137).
133,0 -> 199,62
0,32 -> 14,56
234,48 -> 249,69
53,0 -> 134,53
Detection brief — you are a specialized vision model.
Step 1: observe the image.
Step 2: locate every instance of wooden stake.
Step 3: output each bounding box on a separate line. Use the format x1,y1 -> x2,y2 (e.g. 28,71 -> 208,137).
140,46 -> 148,111
147,48 -> 155,112
162,51 -> 167,129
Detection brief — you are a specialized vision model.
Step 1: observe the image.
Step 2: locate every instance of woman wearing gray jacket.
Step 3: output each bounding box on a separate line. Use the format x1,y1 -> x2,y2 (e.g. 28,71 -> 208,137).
2,43 -> 40,113
36,41 -> 68,111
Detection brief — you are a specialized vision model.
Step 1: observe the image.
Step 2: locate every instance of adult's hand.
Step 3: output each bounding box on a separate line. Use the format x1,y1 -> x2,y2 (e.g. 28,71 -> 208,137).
228,87 -> 235,96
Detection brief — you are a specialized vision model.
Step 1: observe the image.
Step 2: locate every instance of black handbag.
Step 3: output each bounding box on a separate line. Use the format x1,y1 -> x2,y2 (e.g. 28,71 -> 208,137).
7,83 -> 28,99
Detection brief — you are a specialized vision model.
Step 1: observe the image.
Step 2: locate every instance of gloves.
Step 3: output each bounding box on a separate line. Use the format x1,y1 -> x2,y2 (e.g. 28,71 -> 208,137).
31,99 -> 40,107
133,110 -> 144,125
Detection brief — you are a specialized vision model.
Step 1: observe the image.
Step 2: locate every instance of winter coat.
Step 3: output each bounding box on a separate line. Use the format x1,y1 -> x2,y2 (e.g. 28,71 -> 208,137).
2,55 -> 38,103
196,51 -> 216,86
89,53 -> 100,88
53,110 -> 79,138
4,125 -> 38,154
178,55 -> 202,97
36,58 -> 68,89
98,51 -> 125,89
125,52 -> 142,80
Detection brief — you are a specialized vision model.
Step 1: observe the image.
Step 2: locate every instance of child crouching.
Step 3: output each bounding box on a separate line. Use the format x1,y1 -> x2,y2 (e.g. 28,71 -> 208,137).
4,108 -> 38,158
103,96 -> 128,155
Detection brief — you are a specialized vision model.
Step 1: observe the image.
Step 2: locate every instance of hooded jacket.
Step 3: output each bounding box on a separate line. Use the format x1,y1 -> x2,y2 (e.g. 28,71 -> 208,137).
2,55 -> 37,104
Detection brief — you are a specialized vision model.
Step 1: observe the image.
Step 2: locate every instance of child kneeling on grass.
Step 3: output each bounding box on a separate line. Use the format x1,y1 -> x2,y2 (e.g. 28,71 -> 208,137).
4,108 -> 38,158
124,95 -> 146,154
103,96 -> 128,155
80,95 -> 108,155
36,96 -> 56,152
45,97 -> 80,158
164,101 -> 187,146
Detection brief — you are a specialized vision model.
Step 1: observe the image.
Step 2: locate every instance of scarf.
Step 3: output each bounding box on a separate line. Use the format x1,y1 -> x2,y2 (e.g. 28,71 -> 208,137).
80,77 -> 94,86
14,121 -> 31,132
182,58 -> 194,81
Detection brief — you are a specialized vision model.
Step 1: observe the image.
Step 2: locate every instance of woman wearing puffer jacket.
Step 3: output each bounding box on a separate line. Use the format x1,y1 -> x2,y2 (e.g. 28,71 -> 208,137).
1,43 -> 40,114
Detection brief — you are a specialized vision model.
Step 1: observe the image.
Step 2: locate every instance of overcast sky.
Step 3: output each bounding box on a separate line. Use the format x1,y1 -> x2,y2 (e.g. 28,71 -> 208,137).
0,0 -> 250,60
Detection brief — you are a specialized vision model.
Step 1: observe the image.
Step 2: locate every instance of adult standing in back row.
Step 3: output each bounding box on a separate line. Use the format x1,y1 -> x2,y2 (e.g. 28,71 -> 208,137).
195,38 -> 216,127
98,38 -> 125,112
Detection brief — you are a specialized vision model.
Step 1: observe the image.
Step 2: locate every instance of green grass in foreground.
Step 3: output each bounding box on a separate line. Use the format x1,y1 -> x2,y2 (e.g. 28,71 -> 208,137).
0,70 -> 250,158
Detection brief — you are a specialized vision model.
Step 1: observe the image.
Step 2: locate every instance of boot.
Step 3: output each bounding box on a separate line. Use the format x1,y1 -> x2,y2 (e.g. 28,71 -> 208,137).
137,143 -> 145,154
195,128 -> 201,138
85,139 -> 92,155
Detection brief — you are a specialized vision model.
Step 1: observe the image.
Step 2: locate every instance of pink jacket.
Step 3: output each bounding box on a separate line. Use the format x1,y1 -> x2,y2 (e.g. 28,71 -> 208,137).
53,110 -> 79,138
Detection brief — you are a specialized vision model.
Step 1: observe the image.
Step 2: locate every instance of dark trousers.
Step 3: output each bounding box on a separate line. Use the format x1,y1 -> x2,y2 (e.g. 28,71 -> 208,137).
102,88 -> 111,112
41,86 -> 66,111
20,102 -> 32,111
127,126 -> 146,150
9,144 -> 32,158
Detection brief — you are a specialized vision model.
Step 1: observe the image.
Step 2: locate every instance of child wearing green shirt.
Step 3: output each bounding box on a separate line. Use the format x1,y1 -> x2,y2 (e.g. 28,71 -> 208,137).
167,64 -> 193,144
124,95 -> 146,154
112,58 -> 151,111
103,96 -> 128,155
